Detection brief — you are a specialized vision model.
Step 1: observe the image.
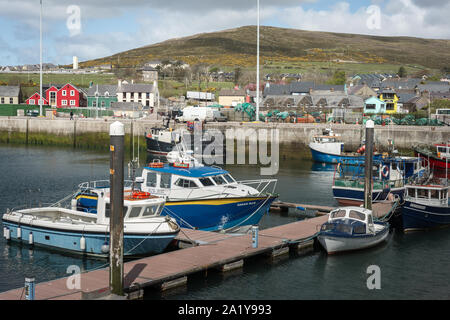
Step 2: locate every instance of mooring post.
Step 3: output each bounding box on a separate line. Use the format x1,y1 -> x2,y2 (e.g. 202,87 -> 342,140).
109,121 -> 125,296
364,120 -> 374,210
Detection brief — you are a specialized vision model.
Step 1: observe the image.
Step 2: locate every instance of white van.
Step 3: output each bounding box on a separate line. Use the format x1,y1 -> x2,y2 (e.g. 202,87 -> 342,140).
175,107 -> 214,123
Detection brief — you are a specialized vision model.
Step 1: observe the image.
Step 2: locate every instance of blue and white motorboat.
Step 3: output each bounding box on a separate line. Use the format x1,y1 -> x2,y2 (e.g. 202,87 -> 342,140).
332,156 -> 424,206
401,174 -> 449,232
317,207 -> 390,254
2,181 -> 180,257
309,128 -> 382,164
138,151 -> 278,233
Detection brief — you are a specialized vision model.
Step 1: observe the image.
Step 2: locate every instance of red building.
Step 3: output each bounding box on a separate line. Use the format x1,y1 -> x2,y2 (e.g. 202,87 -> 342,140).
26,83 -> 86,108
26,92 -> 49,106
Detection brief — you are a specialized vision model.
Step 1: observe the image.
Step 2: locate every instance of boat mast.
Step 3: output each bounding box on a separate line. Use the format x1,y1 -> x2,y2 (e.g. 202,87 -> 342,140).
255,0 -> 260,122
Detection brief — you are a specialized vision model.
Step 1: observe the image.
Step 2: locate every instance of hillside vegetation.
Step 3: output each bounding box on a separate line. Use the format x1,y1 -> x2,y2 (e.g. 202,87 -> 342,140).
80,26 -> 450,71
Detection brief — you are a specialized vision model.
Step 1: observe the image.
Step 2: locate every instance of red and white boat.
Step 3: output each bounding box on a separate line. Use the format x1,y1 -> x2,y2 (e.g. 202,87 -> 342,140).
414,143 -> 449,178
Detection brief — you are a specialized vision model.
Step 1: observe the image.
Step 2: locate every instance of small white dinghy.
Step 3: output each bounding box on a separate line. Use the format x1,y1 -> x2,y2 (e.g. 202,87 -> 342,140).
317,207 -> 389,254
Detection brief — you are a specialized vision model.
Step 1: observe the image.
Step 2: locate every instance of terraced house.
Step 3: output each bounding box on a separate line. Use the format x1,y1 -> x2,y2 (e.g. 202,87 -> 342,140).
378,89 -> 399,114
87,84 -> 118,108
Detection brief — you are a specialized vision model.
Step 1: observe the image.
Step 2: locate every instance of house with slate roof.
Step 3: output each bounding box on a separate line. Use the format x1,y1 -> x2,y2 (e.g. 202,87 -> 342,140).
87,84 -> 118,108
117,80 -> 159,108
0,86 -> 21,104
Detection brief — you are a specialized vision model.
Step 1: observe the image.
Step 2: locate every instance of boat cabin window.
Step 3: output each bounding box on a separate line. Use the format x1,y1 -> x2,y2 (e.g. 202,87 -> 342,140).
175,178 -> 199,188
128,206 -> 142,218
212,175 -> 227,185
417,188 -> 428,199
199,177 -> 215,187
437,146 -> 447,153
331,209 -> 346,219
391,162 -> 397,171
224,174 -> 235,183
407,188 -> 415,198
368,215 -> 373,225
147,172 -> 157,187
336,224 -> 353,235
349,210 -> 366,221
430,189 -> 439,199
353,224 -> 366,234
142,205 -> 159,217
105,204 -> 128,218
160,173 -> 171,188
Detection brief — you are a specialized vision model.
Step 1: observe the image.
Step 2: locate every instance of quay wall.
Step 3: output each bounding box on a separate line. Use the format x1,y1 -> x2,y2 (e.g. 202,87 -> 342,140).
0,117 -> 448,159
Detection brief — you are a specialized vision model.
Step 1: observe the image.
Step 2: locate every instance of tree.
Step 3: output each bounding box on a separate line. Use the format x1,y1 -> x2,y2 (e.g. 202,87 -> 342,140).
398,66 -> 407,78
234,67 -> 242,85
328,70 -> 346,85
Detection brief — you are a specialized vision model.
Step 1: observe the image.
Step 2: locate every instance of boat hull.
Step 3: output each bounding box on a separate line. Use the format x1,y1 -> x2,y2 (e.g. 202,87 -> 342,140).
318,225 -> 390,254
332,186 -> 404,206
310,147 -> 381,165
146,137 -> 174,155
414,149 -> 450,171
162,195 -> 278,232
2,220 -> 178,257
401,200 -> 450,232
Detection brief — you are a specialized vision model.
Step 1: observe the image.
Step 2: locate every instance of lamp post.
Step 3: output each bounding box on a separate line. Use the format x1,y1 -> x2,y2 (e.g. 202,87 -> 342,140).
255,0 -> 260,122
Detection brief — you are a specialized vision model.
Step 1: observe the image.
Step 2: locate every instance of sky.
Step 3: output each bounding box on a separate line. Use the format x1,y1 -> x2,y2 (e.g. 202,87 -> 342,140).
0,0 -> 449,66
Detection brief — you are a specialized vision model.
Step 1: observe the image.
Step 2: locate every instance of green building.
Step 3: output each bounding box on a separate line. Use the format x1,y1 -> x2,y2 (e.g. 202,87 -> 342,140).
87,85 -> 118,108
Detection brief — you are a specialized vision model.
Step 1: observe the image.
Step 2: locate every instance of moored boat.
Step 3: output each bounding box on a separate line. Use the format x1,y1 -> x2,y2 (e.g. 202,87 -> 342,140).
309,128 -> 382,164
414,143 -> 449,178
401,175 -> 449,232
332,157 -> 424,206
2,181 -> 180,257
318,207 -> 390,254
138,152 -> 278,233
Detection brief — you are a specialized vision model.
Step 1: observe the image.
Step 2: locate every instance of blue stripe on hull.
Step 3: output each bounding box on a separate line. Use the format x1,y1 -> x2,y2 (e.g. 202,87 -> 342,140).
310,147 -> 381,164
401,201 -> 450,231
2,222 -> 175,257
162,197 -> 277,231
332,187 -> 404,205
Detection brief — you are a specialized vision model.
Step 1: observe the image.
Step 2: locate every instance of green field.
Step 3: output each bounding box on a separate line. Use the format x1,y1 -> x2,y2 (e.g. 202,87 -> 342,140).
0,72 -> 117,87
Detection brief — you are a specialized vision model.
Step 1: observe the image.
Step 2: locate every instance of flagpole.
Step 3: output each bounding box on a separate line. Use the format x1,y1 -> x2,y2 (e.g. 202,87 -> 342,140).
256,0 -> 260,122
39,0 -> 43,116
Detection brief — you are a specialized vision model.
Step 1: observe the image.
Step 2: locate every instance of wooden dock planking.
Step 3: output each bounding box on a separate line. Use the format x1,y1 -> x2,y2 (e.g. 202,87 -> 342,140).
0,215 -> 330,300
271,201 -> 336,213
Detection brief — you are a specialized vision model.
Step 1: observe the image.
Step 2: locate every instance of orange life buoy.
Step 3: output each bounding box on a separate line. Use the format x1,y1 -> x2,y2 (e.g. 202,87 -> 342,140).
131,191 -> 151,199
149,162 -> 164,168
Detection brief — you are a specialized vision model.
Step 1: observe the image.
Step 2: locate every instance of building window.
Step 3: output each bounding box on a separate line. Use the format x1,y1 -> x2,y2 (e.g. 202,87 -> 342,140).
92,101 -> 97,107
70,100 -> 75,106
101,101 -> 105,107
70,90 -> 75,96
62,100 -> 67,106
366,104 -> 376,110
386,103 -> 395,111
29,99 -> 35,105
10,98 -> 13,104
62,90 -> 67,96
1,97 -> 4,103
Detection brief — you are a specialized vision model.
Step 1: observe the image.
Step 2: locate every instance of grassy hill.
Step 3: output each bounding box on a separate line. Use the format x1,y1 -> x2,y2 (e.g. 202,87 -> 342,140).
80,26 -> 450,73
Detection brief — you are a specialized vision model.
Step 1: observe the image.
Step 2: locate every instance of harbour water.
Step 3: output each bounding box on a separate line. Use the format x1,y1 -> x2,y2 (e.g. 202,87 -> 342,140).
0,145 -> 449,300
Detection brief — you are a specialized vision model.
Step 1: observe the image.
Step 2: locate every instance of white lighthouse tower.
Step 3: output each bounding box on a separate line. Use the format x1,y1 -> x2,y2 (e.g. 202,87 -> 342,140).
73,56 -> 79,70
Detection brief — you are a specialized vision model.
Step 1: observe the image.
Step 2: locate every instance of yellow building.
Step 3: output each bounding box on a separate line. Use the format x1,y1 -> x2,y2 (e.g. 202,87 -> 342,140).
218,89 -> 246,107
378,89 -> 399,114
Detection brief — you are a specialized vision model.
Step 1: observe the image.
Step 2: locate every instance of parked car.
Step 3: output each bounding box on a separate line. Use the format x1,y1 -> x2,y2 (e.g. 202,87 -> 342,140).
26,109 -> 39,117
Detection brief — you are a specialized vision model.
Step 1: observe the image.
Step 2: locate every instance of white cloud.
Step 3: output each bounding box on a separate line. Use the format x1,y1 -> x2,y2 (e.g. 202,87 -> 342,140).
0,0 -> 449,65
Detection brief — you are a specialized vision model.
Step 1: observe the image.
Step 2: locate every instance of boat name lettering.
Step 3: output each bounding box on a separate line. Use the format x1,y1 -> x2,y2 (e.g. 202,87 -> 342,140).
237,202 -> 256,206
410,203 -> 426,210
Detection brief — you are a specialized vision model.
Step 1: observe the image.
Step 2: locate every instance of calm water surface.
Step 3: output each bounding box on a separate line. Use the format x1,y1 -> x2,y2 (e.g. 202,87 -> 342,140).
0,145 -> 448,300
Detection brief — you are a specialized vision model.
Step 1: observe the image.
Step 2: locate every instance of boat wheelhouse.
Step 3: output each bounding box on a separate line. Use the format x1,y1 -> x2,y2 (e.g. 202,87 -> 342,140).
2,181 -> 180,257
138,156 -> 278,232
332,156 -> 424,206
402,179 -> 449,232
317,206 -> 390,254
